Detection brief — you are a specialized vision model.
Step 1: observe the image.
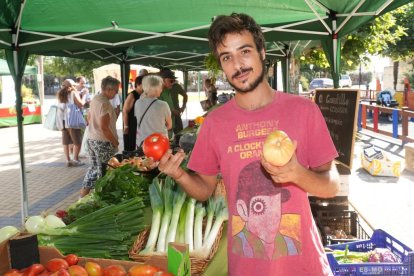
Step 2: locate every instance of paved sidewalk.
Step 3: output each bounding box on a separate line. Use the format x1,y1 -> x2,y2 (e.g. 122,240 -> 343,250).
349,130 -> 414,249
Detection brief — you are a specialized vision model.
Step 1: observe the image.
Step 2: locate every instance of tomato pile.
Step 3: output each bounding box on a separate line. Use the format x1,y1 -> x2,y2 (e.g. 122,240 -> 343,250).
3,254 -> 172,276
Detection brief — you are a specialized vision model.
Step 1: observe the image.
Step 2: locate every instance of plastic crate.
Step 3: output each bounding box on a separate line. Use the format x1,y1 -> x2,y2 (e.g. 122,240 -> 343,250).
316,210 -> 370,245
327,229 -> 414,275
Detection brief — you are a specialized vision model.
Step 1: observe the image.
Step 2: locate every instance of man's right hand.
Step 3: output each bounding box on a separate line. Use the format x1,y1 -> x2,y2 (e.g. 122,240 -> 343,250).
158,149 -> 186,180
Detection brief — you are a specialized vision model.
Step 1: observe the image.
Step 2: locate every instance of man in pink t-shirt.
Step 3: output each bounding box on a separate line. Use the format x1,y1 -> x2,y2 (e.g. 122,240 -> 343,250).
158,13 -> 340,276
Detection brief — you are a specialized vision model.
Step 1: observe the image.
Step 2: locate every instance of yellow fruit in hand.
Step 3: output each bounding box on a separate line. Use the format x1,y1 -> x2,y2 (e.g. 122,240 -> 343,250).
263,130 -> 295,166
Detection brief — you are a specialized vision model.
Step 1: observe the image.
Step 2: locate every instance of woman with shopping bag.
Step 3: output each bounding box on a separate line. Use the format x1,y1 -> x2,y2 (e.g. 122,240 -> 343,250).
56,79 -> 85,167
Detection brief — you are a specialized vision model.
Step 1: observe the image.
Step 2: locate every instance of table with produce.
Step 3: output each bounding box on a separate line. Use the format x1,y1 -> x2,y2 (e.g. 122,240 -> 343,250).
0,118 -> 228,276
1,117 -> 413,275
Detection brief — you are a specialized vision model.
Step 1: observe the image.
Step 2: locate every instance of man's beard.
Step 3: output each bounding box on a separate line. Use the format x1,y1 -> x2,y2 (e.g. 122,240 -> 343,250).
227,59 -> 266,93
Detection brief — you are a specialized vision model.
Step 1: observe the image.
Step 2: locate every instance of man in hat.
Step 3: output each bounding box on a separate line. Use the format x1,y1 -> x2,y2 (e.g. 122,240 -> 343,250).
159,68 -> 182,140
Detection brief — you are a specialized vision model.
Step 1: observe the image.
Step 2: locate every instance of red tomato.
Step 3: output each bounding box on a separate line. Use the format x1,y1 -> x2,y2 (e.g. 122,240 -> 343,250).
128,265 -> 160,276
46,258 -> 69,272
23,264 -> 45,276
142,133 -> 170,161
154,271 -> 174,276
4,269 -> 23,276
84,262 -> 102,276
103,265 -> 126,276
67,265 -> 87,276
64,254 -> 79,266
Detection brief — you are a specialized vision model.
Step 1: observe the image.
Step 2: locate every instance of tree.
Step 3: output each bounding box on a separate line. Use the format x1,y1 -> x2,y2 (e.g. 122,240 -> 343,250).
43,56 -> 107,81
300,5 -> 409,76
380,3 -> 414,89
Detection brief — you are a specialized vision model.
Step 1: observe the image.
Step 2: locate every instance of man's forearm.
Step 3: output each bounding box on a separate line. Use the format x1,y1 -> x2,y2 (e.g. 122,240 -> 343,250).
174,168 -> 216,201
295,165 -> 340,198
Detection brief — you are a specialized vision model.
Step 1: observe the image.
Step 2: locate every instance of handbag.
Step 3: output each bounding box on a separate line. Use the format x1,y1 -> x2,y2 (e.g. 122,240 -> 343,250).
44,105 -> 59,131
200,99 -> 213,111
65,103 -> 86,129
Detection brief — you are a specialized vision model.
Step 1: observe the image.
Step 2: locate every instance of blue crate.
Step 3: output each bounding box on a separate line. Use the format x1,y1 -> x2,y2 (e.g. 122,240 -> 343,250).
326,229 -> 414,275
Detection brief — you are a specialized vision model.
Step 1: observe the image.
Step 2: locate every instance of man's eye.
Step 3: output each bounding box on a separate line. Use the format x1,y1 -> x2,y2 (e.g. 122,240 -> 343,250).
241,49 -> 250,55
251,198 -> 266,215
221,56 -> 230,62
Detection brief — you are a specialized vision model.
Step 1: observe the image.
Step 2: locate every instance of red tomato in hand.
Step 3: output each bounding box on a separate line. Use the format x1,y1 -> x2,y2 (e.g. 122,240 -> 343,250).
142,133 -> 170,161
128,265 -> 160,276
64,254 -> 79,266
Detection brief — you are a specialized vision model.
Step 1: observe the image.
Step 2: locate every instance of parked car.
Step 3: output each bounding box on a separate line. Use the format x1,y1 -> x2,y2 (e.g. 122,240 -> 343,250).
340,74 -> 352,88
309,78 -> 334,93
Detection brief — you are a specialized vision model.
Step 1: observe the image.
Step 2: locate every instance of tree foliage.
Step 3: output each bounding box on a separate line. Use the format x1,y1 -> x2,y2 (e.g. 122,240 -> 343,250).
301,3 -> 412,72
43,56 -> 107,80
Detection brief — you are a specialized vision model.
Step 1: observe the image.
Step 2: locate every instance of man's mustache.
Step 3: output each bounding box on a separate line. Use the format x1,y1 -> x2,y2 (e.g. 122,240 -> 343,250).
232,67 -> 253,79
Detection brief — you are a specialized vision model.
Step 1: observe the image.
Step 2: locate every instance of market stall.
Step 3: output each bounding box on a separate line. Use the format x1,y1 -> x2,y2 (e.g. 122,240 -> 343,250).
0,59 -> 41,127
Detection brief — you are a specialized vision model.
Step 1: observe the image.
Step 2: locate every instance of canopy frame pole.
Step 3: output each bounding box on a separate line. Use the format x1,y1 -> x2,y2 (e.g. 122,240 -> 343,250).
376,0 -> 394,15
336,0 -> 366,33
305,0 -> 332,34
11,30 -> 29,225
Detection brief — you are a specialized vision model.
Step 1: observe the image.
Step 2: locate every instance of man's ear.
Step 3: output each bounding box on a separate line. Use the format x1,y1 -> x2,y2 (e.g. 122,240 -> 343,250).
261,48 -> 266,61
236,199 -> 249,222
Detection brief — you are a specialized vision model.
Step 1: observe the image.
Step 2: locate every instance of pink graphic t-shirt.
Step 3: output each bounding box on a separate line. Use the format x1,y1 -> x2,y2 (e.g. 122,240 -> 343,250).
188,91 -> 338,276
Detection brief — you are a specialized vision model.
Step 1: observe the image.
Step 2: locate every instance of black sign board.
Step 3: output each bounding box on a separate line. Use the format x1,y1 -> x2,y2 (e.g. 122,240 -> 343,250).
314,89 -> 360,168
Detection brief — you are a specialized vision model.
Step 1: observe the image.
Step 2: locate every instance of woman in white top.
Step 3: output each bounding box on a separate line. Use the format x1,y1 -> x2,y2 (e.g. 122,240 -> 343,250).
56,79 -> 84,167
134,74 -> 172,147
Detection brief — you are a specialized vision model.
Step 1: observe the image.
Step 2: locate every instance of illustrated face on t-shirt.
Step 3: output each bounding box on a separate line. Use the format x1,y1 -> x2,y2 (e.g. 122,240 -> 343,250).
232,160 -> 301,260
238,193 -> 282,243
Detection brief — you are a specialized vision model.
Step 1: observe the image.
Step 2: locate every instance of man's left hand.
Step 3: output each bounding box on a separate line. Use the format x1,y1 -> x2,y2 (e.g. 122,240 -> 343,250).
261,152 -> 306,185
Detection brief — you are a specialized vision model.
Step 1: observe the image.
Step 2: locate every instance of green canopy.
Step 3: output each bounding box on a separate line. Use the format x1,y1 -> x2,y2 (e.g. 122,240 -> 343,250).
0,0 -> 411,224
0,58 -> 36,76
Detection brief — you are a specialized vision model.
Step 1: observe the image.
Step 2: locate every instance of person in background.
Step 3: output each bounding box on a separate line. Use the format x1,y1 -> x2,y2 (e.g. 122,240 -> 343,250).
139,68 -> 149,76
158,13 -> 340,275
134,74 -> 172,147
56,79 -> 85,167
123,75 -> 145,151
76,76 -> 91,109
158,68 -> 177,140
170,80 -> 188,136
204,78 -> 218,108
109,91 -> 121,118
81,76 -> 120,197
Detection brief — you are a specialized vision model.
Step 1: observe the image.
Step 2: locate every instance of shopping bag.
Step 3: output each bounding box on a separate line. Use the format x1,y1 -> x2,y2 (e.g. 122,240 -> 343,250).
65,103 -> 86,129
200,99 -> 213,111
79,126 -> 90,157
44,105 -> 59,131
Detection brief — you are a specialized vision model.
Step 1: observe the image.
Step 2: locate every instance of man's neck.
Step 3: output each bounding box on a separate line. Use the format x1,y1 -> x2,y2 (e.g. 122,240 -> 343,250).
234,82 -> 275,111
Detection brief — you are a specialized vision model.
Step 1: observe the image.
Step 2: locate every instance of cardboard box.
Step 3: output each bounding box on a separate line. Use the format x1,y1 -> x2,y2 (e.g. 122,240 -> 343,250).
168,243 -> 190,276
361,146 -> 401,177
0,234 -> 169,274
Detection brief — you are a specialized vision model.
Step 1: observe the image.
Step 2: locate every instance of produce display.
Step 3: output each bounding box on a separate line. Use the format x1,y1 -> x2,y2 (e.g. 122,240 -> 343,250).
331,245 -> 399,264
139,175 -> 228,258
262,130 -> 295,166
65,164 -> 152,222
2,255 -> 170,276
25,198 -> 146,260
107,156 -> 157,172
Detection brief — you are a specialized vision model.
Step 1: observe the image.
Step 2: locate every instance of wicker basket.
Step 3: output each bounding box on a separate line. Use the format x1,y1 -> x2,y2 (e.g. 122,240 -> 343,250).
129,224 -> 223,275
129,180 -> 226,275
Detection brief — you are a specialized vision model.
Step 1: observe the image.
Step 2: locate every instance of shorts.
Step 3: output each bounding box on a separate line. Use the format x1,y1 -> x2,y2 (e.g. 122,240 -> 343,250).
62,128 -> 82,145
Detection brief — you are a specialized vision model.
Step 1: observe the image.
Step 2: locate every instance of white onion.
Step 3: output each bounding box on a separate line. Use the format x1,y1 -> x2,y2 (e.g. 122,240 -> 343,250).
45,215 -> 66,228
0,226 -> 19,243
25,216 -> 46,234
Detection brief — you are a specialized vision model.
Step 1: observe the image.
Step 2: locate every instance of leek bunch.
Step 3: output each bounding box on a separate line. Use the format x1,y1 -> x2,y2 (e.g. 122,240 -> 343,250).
141,175 -> 228,258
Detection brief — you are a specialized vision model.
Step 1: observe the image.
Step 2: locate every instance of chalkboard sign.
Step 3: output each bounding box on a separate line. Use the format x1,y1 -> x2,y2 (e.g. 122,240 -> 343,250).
314,89 -> 360,168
